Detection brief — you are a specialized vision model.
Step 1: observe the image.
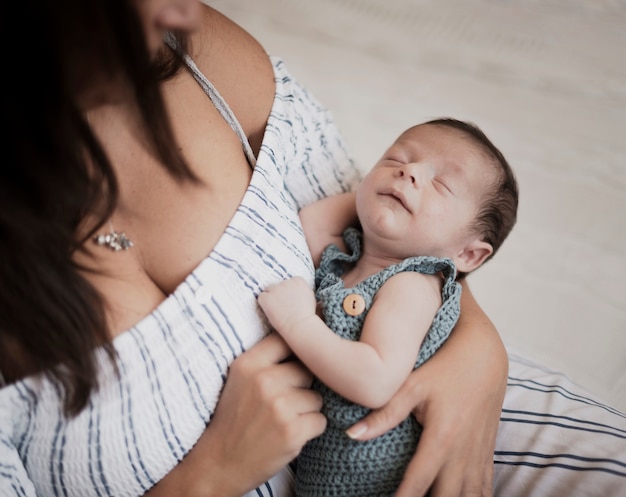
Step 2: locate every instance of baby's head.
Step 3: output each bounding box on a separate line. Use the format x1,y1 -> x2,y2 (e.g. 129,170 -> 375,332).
356,118 -> 518,277
427,118 -> 518,277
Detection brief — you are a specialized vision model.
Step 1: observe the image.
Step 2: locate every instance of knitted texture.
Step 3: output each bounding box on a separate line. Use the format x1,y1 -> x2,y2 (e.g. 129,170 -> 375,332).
296,227 -> 462,497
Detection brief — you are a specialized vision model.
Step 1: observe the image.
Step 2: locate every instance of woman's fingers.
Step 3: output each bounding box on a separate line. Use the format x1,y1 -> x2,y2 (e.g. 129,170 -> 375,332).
233,333 -> 313,385
425,457 -> 486,497
393,435 -> 441,496
293,398 -> 327,444
394,402 -> 462,497
198,333 -> 326,492
244,331 -> 294,365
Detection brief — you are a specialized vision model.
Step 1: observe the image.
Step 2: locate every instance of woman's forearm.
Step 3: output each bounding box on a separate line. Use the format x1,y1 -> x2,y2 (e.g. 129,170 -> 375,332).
455,279 -> 508,377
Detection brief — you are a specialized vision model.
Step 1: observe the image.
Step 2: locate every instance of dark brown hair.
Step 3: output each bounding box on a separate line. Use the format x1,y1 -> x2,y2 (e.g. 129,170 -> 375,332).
1,0 -> 194,415
425,118 -> 519,278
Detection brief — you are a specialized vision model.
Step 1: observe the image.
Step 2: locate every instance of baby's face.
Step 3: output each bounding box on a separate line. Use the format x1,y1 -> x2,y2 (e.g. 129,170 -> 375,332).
355,124 -> 494,262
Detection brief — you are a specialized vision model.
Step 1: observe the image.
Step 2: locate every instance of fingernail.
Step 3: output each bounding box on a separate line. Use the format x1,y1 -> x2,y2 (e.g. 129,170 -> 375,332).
345,423 -> 367,439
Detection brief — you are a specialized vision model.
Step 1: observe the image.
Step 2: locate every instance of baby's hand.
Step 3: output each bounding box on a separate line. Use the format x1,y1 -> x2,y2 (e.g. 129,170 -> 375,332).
258,277 -> 317,336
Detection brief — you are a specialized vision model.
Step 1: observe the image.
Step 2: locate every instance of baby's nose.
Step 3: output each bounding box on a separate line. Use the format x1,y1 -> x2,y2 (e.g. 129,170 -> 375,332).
398,166 -> 420,185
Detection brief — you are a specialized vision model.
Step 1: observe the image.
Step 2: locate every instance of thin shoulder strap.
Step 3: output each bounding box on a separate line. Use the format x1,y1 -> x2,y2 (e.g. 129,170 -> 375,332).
165,33 -> 257,168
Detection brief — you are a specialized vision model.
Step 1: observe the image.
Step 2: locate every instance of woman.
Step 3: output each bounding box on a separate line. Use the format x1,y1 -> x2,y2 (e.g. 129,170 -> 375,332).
0,1 -> 506,496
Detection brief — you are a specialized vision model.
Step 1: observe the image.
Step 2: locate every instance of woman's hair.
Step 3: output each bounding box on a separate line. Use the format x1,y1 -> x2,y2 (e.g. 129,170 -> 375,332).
425,118 -> 519,278
0,0 -> 194,415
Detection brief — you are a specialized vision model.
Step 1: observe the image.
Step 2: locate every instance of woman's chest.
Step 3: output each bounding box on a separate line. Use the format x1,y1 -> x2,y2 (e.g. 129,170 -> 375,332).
83,92 -> 261,334
88,134 -> 314,339
7,151 -> 315,497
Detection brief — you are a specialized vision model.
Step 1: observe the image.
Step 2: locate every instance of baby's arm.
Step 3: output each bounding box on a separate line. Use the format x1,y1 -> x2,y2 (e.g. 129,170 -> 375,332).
257,272 -> 441,408
299,192 -> 357,266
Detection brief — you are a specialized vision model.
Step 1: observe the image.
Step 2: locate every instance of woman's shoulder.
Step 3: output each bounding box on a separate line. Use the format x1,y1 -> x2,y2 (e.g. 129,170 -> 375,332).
188,3 -> 275,152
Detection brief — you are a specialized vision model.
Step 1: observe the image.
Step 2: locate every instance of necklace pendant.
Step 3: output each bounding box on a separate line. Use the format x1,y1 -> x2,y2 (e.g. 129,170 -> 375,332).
94,231 -> 134,251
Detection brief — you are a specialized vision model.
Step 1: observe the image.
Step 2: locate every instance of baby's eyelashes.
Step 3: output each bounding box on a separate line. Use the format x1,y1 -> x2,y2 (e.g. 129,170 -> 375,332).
433,178 -> 453,194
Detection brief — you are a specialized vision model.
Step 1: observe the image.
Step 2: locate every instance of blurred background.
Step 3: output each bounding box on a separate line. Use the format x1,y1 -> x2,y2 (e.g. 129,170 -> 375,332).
210,0 -> 626,411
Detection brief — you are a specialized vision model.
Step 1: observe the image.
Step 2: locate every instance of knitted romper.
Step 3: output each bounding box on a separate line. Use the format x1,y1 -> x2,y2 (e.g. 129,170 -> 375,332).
295,227 -> 462,497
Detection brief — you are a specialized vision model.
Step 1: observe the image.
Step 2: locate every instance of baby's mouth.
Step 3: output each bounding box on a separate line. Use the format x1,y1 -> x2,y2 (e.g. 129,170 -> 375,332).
380,189 -> 411,212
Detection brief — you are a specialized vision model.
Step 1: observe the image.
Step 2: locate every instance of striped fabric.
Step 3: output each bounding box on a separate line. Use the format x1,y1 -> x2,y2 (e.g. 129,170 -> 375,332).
0,56 -> 359,497
1,51 -> 625,496
495,352 -> 626,496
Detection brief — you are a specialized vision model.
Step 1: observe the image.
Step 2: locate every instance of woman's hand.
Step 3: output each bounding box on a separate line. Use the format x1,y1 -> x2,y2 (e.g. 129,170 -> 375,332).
147,333 -> 327,497
346,282 -> 508,497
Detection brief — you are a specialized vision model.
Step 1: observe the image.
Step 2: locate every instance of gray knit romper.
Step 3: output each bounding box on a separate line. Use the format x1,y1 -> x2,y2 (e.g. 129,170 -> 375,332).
295,227 -> 462,497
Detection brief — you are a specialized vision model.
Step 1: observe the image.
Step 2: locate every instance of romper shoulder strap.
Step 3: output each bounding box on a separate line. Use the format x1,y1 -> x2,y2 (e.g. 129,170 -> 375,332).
165,33 -> 257,168
315,227 -> 363,288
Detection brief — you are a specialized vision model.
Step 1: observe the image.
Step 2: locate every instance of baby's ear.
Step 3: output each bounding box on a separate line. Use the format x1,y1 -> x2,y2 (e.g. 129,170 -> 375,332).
454,240 -> 493,274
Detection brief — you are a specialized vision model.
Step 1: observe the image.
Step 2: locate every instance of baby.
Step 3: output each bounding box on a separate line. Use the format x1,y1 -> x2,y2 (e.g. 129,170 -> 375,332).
258,118 -> 519,496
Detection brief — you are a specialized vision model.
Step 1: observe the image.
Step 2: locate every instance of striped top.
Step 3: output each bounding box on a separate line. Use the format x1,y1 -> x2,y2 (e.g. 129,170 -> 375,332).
2,50 -> 625,497
0,55 -> 360,497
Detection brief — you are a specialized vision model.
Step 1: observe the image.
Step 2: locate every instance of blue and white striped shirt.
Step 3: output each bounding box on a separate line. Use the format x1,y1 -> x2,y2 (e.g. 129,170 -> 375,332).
1,51 -> 625,497
0,55 -> 359,497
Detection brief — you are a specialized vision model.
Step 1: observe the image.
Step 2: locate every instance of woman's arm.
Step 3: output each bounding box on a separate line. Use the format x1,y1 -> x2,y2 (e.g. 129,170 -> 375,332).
346,280 -> 507,497
145,333 -> 327,497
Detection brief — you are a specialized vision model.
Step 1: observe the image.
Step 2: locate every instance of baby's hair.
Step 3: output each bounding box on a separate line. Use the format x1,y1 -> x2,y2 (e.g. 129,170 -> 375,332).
425,118 -> 519,276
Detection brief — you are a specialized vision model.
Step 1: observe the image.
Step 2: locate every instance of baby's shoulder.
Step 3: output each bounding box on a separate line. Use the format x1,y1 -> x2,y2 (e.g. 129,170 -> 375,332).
378,270 -> 442,303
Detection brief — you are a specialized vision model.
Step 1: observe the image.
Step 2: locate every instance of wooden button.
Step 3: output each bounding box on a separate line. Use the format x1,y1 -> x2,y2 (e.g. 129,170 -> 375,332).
343,293 -> 366,316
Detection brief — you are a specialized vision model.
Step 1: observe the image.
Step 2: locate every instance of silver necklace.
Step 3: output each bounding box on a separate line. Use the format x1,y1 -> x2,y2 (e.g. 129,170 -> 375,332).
93,223 -> 134,251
